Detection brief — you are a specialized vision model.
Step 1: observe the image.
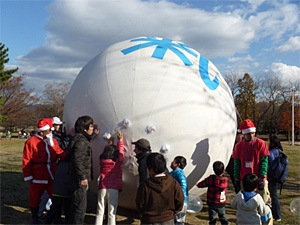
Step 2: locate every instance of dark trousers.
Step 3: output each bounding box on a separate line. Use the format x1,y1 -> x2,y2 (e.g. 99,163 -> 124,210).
268,181 -> 281,220
208,205 -> 228,225
68,185 -> 87,224
225,156 -> 239,193
142,218 -> 175,225
46,196 -> 72,224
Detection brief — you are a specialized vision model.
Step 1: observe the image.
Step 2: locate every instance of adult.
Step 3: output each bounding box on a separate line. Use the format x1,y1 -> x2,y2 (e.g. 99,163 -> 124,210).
232,119 -> 270,203
68,115 -> 99,224
40,117 -> 70,219
22,118 -> 65,224
132,138 -> 152,184
226,130 -> 243,193
267,135 -> 282,221
52,116 -> 70,150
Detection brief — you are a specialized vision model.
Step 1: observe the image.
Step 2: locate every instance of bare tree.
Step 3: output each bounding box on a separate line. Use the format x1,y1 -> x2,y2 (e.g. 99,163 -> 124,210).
223,71 -> 242,99
38,81 -> 71,119
0,74 -> 39,128
254,72 -> 300,133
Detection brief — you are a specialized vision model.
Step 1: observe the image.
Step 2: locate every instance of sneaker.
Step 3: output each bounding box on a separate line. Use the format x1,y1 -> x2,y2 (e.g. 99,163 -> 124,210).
275,218 -> 281,221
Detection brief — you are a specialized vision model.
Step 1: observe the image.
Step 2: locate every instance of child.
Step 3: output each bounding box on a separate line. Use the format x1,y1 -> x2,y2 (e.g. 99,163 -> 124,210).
231,173 -> 271,225
135,153 -> 184,224
170,156 -> 188,225
95,131 -> 124,225
196,161 -> 228,225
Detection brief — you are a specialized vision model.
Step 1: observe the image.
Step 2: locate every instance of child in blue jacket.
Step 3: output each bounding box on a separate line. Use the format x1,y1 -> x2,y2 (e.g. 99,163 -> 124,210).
170,156 -> 188,225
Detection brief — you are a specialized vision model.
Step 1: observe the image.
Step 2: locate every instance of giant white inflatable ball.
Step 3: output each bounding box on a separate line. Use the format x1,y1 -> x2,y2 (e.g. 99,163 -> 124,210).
64,36 -> 237,209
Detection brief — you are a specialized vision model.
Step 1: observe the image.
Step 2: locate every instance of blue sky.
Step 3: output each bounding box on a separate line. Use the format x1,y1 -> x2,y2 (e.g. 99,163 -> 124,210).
1,0 -> 299,94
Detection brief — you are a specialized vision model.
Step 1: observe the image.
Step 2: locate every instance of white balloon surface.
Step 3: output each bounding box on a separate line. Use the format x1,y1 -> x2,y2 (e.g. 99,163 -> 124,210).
64,37 -> 237,209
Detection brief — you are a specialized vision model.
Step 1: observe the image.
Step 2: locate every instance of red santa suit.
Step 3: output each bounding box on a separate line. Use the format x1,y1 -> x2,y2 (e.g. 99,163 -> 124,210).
23,119 -> 66,208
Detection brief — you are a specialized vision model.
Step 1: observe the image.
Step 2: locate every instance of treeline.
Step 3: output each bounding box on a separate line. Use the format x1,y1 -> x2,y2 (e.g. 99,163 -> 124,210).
224,72 -> 299,140
1,42 -> 299,140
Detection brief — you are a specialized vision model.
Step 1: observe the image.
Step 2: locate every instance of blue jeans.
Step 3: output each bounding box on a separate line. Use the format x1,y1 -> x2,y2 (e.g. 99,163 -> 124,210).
268,181 -> 281,220
208,205 -> 228,225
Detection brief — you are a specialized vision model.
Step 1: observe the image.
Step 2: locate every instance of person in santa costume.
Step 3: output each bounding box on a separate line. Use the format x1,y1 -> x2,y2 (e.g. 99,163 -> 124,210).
23,118 -> 66,224
232,119 -> 273,224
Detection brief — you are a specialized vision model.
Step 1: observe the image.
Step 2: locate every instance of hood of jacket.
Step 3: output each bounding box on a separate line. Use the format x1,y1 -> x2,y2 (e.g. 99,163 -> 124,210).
146,175 -> 174,193
235,191 -> 259,211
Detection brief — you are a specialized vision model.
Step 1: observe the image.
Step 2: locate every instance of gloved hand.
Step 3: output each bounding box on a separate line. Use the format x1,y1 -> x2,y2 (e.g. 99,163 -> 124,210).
258,177 -> 265,190
234,179 -> 241,192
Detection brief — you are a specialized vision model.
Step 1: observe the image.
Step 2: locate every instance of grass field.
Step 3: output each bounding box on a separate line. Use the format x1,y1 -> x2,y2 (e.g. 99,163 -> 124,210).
0,139 -> 299,224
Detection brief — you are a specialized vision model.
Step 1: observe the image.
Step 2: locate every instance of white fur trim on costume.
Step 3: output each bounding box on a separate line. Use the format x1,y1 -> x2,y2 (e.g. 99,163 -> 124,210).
44,140 -> 55,180
35,133 -> 43,139
37,124 -> 51,132
46,133 -> 54,147
242,127 -> 256,134
32,179 -> 48,184
24,176 -> 33,181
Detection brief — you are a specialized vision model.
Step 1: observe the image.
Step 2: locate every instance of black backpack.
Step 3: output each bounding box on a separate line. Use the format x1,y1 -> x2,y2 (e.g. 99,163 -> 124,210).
268,149 -> 289,194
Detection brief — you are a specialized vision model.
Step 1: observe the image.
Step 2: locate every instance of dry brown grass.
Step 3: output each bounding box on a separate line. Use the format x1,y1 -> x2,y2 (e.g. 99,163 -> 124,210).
1,139 -> 299,224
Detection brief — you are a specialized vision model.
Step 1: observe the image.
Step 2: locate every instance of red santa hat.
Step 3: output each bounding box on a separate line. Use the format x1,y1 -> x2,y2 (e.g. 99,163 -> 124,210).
37,118 -> 54,132
239,119 -> 256,134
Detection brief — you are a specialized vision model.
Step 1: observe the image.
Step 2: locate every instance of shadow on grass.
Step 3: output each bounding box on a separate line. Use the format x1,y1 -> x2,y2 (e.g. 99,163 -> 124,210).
85,207 -> 140,224
1,171 -> 31,224
282,180 -> 300,192
86,190 -> 140,224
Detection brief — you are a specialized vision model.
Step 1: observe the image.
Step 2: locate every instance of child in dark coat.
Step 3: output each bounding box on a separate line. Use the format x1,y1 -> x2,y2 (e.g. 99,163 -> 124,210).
135,153 -> 184,224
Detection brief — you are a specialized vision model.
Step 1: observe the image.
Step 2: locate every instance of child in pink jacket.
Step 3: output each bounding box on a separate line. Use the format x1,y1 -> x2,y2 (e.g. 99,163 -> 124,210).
95,131 -> 124,225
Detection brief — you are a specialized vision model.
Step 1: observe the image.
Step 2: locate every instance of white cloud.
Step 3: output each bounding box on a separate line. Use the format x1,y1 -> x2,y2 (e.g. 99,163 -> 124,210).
43,0 -> 254,59
241,0 -> 266,12
276,36 -> 300,52
266,62 -> 300,83
228,54 -> 254,62
248,2 -> 299,41
12,0 -> 299,94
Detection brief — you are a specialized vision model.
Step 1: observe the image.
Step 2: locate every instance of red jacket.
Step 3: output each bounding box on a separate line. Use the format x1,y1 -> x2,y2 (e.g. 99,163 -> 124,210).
23,134 -> 66,184
98,141 -> 124,190
232,138 -> 269,179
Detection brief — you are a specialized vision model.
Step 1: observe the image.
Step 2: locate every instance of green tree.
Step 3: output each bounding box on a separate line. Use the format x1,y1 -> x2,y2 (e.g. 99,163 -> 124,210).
0,43 -> 19,122
235,73 -> 258,124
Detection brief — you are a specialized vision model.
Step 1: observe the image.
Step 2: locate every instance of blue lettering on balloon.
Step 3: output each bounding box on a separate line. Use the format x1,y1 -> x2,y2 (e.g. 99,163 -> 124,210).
121,37 -> 196,66
199,55 -> 219,90
121,37 -> 219,90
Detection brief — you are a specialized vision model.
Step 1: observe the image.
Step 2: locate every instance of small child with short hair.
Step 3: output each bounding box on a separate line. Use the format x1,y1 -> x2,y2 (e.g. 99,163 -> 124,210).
135,153 -> 185,224
231,173 -> 271,225
196,161 -> 228,225
170,156 -> 188,225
